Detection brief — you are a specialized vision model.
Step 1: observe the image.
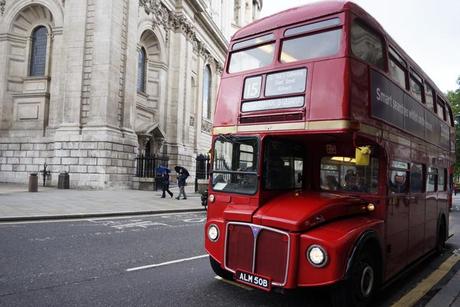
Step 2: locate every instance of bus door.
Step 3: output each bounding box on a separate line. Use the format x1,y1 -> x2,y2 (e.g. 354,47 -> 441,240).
385,161 -> 410,276
407,163 -> 426,261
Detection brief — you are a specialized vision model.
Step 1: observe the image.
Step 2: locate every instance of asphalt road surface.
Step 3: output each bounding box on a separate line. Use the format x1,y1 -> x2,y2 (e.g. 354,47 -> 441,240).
0,210 -> 458,307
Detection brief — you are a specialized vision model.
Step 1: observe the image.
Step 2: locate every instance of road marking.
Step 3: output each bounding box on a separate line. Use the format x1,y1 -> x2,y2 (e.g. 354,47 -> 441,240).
126,254 -> 209,272
214,276 -> 254,291
391,253 -> 460,307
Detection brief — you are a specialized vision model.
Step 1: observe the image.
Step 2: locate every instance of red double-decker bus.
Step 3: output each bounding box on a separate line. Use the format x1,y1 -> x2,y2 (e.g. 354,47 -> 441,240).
204,1 -> 454,305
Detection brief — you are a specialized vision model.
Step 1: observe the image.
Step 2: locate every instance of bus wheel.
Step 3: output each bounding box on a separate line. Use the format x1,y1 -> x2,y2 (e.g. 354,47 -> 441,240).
209,256 -> 233,280
436,219 -> 446,254
332,250 -> 377,307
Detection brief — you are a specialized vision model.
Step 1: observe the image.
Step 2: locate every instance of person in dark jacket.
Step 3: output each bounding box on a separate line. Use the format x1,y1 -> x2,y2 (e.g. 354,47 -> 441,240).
160,171 -> 173,198
176,169 -> 187,200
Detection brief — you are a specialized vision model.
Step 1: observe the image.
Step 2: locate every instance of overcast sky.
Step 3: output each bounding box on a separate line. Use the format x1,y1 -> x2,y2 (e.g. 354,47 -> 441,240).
260,0 -> 460,93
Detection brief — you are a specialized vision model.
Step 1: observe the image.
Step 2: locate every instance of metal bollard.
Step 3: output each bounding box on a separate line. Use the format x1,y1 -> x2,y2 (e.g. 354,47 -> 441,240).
58,172 -> 70,189
28,173 -> 38,192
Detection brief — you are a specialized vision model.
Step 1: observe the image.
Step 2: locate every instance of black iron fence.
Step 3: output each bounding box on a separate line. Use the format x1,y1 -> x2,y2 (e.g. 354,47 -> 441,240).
136,155 -> 169,178
195,154 -> 210,192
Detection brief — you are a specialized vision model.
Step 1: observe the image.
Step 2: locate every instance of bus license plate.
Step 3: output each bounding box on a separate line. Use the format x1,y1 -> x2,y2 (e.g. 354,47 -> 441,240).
235,270 -> 271,291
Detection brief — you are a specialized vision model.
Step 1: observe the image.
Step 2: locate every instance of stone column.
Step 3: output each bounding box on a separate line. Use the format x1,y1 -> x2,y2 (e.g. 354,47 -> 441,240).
57,0 -> 88,132
121,0 -> 138,135
85,0 -> 121,128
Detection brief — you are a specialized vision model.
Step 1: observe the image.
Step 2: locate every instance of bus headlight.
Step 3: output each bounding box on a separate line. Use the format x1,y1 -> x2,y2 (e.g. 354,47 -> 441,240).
306,245 -> 328,267
208,224 -> 219,242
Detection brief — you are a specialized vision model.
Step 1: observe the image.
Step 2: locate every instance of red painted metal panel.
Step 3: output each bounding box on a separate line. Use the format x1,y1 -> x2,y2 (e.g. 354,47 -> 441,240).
226,224 -> 254,272
255,230 -> 289,284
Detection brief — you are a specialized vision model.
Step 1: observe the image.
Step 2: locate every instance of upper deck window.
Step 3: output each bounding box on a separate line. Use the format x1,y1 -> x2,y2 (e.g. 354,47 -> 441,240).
409,71 -> 423,102
284,17 -> 341,36
425,84 -> 434,111
280,29 -> 341,63
232,33 -> 275,51
350,20 -> 384,69
389,48 -> 407,89
228,42 -> 275,73
437,100 -> 446,120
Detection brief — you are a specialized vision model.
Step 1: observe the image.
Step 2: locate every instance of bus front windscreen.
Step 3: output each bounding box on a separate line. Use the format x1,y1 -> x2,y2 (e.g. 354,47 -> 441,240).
212,136 -> 258,194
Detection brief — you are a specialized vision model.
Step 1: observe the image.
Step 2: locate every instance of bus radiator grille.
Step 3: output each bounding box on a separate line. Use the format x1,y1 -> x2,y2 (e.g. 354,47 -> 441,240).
225,223 -> 289,285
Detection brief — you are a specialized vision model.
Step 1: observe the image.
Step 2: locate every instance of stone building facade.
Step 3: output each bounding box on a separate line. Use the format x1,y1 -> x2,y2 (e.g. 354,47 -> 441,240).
0,0 -> 262,188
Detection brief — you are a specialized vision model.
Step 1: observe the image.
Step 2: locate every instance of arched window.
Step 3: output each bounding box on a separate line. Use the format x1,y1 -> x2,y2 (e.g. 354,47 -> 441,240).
137,47 -> 147,93
29,26 -> 48,76
202,65 -> 212,119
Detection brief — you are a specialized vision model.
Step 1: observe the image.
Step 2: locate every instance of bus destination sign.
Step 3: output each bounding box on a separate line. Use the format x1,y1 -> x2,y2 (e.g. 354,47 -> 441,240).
370,70 -> 449,150
265,68 -> 307,96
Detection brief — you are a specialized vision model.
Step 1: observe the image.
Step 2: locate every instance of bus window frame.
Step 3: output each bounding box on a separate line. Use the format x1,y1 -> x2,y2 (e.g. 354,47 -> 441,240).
426,167 -> 438,192
279,26 -> 343,64
388,47 -> 408,90
409,69 -> 425,103
349,18 -> 386,71
227,36 -> 277,74
388,160 -> 410,194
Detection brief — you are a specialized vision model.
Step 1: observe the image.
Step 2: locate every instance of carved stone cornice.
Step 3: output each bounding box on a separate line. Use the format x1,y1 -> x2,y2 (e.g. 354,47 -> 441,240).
139,0 -> 224,73
1,0 -> 6,16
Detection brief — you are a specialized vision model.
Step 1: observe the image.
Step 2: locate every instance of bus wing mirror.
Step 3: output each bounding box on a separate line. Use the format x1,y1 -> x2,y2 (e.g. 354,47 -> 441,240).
355,146 -> 371,166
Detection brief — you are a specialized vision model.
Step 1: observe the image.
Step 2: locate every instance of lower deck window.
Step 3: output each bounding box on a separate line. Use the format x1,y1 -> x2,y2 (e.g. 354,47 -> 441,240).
320,156 -> 379,193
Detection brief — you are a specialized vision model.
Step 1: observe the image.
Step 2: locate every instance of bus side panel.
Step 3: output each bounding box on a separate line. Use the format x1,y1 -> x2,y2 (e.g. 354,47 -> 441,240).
309,58 -> 349,120
297,218 -> 384,287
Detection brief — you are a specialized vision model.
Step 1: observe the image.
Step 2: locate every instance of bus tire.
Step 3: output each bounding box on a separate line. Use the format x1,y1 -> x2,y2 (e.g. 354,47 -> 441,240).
331,250 -> 378,307
436,218 -> 446,254
209,256 -> 233,280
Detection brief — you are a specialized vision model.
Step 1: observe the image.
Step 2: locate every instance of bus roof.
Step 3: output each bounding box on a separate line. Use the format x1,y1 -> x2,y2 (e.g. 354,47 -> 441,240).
231,1 -> 449,104
231,1 -> 374,41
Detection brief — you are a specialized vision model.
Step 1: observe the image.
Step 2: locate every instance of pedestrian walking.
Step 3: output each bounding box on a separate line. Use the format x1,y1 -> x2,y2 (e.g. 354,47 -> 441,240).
157,166 -> 173,198
160,171 -> 173,198
175,166 -> 189,200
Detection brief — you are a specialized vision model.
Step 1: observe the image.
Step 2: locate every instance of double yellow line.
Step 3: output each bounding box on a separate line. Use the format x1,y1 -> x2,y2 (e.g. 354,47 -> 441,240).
392,253 -> 460,307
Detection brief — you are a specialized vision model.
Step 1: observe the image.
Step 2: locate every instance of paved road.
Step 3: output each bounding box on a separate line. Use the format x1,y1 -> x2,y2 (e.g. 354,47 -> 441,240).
0,211 -> 458,306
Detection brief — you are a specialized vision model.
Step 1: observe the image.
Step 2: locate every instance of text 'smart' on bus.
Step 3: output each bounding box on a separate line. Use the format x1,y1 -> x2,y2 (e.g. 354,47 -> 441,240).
204,1 -> 455,306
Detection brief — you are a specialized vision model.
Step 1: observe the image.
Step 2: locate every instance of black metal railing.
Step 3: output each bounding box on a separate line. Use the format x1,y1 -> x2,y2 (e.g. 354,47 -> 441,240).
195,154 -> 210,192
136,155 -> 169,178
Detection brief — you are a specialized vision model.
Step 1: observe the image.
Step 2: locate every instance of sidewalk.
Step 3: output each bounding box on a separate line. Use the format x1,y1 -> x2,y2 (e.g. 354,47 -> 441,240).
0,183 -> 204,221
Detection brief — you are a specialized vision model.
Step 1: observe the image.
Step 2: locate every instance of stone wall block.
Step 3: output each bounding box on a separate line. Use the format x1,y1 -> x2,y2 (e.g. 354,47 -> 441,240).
54,143 -> 63,149
13,165 -> 26,172
88,165 -> 105,173
63,142 -> 80,149
104,143 -> 113,150
21,144 -> 34,150
20,157 -> 33,164
123,145 -> 134,153
80,157 -> 97,165
55,150 -> 70,157
0,157 -> 6,164
32,158 -> 46,165
70,165 -> 88,173
1,164 -> 13,171
39,151 -> 51,158
14,151 -> 27,158
71,150 -> 88,157
113,144 -> 124,152
8,144 -> 20,150
4,151 -> 14,157
7,157 -> 20,164
0,144 -> 8,150
26,151 -> 40,158
26,165 -> 39,172
81,142 -> 98,150
62,157 -> 79,165
48,157 -> 62,165
34,144 -> 47,150
97,158 -> 111,166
